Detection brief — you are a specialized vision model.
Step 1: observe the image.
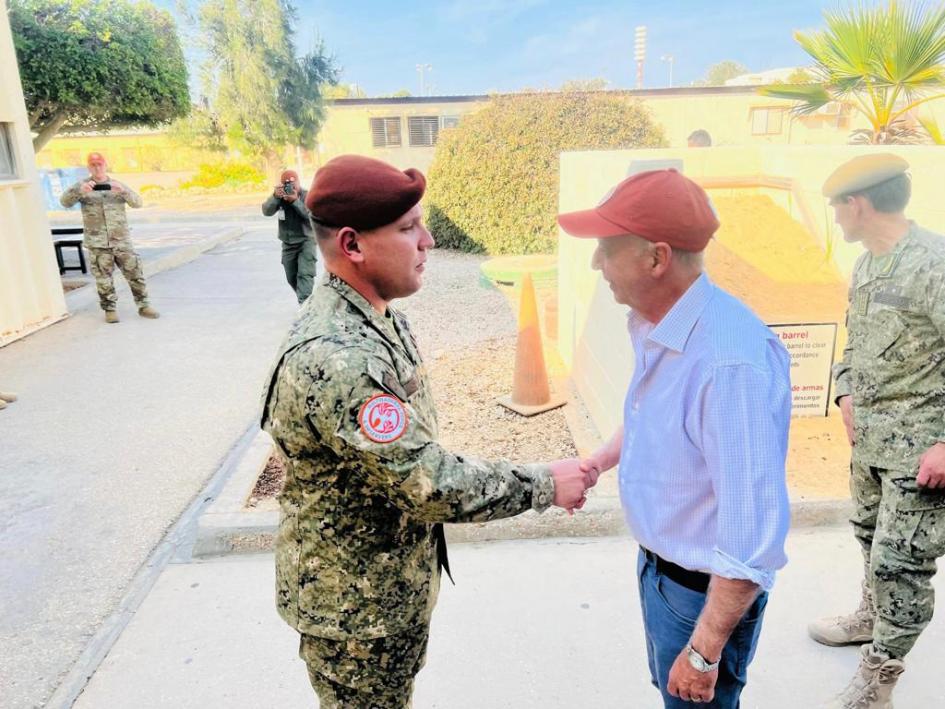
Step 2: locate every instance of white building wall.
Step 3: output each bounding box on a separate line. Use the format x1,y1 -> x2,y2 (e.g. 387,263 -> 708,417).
0,0 -> 67,346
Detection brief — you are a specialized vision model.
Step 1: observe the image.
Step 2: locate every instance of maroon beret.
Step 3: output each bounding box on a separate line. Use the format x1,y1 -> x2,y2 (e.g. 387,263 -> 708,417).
305,155 -> 426,231
557,169 -> 719,251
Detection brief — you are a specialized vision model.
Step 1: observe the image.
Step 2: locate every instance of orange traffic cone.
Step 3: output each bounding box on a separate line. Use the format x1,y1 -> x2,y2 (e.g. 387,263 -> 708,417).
497,273 -> 566,416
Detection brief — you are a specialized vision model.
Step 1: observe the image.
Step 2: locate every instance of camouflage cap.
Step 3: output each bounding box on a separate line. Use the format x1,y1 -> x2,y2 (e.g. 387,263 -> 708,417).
822,153 -> 909,199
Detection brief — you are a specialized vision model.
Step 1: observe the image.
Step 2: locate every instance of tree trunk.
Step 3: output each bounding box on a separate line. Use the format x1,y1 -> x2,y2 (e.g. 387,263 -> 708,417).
31,112 -> 68,153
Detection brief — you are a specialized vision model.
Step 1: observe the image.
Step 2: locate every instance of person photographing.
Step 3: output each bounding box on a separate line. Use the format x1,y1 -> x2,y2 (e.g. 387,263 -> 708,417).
262,169 -> 317,304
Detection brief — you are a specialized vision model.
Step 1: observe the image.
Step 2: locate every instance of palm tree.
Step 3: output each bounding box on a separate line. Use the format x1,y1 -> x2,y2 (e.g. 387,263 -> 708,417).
759,1 -> 945,144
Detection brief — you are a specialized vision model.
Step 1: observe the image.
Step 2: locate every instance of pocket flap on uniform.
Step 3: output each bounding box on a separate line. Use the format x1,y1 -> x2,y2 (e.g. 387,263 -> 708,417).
892,478 -> 945,511
866,313 -> 905,359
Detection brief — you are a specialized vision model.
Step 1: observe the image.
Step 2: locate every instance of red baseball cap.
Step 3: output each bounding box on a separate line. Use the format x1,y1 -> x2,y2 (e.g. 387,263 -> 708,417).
557,169 -> 719,251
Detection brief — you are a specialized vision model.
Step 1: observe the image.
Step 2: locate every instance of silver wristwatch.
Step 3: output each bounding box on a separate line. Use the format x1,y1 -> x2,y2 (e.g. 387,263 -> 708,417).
686,644 -> 720,673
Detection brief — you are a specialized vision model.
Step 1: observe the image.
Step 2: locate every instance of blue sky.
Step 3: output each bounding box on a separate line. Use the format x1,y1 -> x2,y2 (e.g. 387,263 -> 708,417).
164,1 -> 839,96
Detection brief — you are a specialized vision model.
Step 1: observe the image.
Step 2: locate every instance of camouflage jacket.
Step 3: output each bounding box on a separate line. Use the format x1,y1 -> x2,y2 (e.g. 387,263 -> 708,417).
833,223 -> 945,470
59,179 -> 142,249
260,273 -> 554,640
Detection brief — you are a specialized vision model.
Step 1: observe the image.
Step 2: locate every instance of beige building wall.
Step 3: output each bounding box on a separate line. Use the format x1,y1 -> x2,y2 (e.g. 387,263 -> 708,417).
317,97 -> 486,173
0,0 -> 67,346
557,145 -> 945,439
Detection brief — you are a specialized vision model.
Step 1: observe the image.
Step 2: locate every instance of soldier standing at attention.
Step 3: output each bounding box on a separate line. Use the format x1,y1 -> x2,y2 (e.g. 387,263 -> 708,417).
808,154 -> 945,708
261,168 -> 318,303
59,152 -> 159,323
260,155 -> 592,708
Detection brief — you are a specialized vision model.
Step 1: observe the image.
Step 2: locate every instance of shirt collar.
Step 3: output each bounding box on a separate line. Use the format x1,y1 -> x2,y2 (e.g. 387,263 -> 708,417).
644,272 -> 715,353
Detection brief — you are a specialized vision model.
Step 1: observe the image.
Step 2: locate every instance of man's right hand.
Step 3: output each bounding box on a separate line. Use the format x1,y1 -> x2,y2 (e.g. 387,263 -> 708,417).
550,458 -> 593,513
80,181 -> 94,193
273,185 -> 286,199
839,395 -> 855,446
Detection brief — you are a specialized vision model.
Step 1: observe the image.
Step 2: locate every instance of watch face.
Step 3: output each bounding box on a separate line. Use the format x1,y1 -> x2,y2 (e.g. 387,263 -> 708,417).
687,646 -> 716,673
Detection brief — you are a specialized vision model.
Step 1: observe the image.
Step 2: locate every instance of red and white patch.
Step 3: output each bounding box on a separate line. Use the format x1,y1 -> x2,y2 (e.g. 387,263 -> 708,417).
359,394 -> 408,443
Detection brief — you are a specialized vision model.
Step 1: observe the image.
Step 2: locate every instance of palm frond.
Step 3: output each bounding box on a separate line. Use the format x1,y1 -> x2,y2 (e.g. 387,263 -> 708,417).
757,84 -> 833,114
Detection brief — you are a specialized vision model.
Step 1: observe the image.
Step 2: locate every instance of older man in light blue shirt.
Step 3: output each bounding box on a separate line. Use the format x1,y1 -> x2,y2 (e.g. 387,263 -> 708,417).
558,169 -> 791,708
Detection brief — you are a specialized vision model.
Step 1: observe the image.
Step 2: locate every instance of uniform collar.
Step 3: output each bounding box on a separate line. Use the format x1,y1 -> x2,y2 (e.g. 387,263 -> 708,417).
327,273 -> 404,350
863,221 -> 916,281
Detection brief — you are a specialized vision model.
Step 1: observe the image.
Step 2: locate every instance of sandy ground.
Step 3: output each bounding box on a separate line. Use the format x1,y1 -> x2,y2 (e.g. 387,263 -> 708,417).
251,241 -> 852,504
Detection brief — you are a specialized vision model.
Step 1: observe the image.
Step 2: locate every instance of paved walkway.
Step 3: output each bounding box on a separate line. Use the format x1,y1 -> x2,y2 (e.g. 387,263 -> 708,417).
0,225 -> 299,709
71,529 -> 945,708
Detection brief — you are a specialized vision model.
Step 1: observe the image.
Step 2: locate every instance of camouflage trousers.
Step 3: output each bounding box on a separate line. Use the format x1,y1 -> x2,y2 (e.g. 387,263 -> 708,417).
299,624 -> 429,708
88,245 -> 149,311
850,458 -> 945,658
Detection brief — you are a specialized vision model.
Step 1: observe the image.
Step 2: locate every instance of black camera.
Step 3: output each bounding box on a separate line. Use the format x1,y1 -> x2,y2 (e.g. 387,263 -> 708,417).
282,180 -> 294,196
92,182 -> 112,191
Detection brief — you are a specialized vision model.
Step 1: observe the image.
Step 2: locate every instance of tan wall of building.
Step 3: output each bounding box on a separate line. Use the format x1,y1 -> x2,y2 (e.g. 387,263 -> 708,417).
36,89 -> 945,183
316,98 -> 486,173
557,145 -> 945,440
0,0 -> 67,346
643,92 -> 861,147
35,131 -> 222,175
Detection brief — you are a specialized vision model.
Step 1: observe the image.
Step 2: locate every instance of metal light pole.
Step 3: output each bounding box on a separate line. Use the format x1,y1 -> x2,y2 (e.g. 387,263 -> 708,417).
634,26 -> 647,89
661,54 -> 674,88
416,64 -> 432,96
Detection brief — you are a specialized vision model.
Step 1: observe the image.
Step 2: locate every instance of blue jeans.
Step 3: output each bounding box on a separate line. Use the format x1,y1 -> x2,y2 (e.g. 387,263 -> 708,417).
636,549 -> 768,708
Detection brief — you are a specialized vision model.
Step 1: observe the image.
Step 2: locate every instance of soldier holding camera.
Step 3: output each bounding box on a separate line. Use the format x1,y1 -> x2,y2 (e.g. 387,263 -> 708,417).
262,169 -> 317,304
60,152 -> 158,324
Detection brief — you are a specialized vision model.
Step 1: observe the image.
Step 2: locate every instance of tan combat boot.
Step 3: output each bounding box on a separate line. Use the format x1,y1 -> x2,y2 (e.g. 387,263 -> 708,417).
138,306 -> 160,319
105,310 -> 119,324
825,644 -> 904,709
0,399 -> 6,410
0,391 -> 17,403
809,579 -> 874,646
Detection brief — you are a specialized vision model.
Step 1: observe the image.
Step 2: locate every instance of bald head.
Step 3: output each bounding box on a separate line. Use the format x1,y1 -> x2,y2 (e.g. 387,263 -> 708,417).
87,152 -> 108,180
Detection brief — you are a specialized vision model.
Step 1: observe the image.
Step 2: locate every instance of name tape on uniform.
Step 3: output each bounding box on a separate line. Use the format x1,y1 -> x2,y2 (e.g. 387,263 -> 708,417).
359,394 -> 408,443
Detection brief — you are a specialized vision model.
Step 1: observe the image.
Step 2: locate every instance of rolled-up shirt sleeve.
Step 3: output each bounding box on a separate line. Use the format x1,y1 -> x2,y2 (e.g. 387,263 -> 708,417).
701,347 -> 791,591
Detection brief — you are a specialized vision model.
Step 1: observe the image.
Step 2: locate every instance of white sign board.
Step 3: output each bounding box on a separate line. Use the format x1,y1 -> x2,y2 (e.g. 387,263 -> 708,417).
768,323 -> 838,418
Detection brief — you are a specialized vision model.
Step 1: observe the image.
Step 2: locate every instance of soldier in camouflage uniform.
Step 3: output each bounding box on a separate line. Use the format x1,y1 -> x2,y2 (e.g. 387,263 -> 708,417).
59,152 -> 159,323
807,154 -> 945,709
260,155 -> 591,708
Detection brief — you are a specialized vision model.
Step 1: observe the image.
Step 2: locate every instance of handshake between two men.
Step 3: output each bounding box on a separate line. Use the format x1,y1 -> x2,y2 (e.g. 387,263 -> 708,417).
548,456 -> 606,513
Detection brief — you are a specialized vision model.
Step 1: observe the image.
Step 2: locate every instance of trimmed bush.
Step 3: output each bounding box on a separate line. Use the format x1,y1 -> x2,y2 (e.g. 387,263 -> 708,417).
178,160 -> 266,190
426,92 -> 667,254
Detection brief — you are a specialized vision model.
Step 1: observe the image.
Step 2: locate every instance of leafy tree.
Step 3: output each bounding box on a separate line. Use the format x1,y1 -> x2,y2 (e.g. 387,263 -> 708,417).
191,0 -> 338,157
426,92 -> 667,254
784,68 -> 816,84
167,104 -> 226,152
758,1 -> 945,144
322,83 -> 367,99
560,78 -> 610,92
695,60 -> 749,86
10,0 -> 190,151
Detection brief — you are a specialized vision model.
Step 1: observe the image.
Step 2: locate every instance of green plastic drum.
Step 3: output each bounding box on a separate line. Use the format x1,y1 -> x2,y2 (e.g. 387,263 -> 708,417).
479,255 -> 557,290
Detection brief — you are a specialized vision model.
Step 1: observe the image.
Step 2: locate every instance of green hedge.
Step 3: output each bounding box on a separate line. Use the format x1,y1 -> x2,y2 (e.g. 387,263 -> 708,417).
426,92 -> 667,254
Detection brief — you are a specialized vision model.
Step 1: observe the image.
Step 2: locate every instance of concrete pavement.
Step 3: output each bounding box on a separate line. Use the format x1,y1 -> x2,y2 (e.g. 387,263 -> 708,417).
72,529 -> 945,708
0,225 -> 299,709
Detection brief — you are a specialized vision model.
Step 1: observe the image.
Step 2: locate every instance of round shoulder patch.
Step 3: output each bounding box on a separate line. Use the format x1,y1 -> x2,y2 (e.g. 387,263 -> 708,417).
359,394 -> 408,443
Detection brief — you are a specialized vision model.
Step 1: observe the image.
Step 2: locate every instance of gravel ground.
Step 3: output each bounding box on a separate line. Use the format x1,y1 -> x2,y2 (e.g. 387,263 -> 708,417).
250,249 -> 578,503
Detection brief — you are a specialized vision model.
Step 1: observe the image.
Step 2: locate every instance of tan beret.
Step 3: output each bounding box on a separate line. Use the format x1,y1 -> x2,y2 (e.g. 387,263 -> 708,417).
822,153 -> 909,199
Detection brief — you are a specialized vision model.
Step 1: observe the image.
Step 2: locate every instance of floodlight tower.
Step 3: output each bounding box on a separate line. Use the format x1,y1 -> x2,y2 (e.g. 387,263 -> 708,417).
634,25 -> 647,89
